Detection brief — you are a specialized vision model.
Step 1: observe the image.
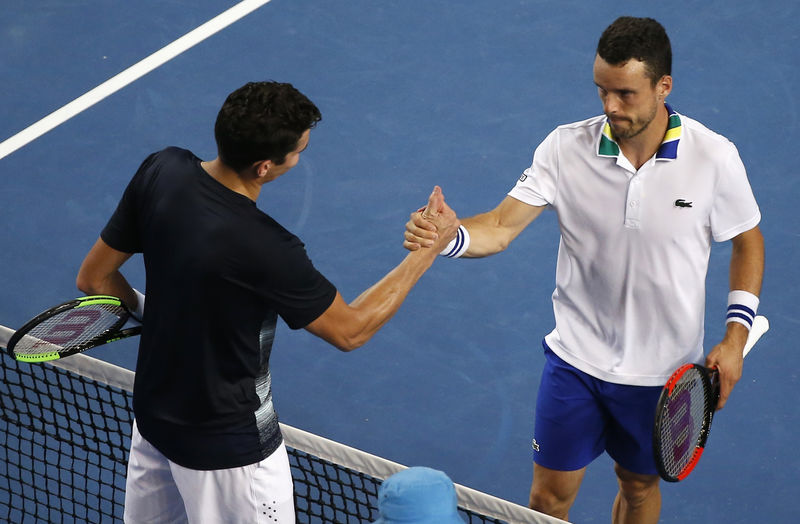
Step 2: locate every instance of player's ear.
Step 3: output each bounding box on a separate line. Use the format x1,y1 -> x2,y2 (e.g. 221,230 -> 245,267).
254,160 -> 272,179
657,75 -> 673,100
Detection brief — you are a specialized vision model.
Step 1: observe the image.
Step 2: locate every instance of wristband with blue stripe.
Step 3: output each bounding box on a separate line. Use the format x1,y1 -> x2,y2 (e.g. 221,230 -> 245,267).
726,290 -> 759,329
440,225 -> 470,258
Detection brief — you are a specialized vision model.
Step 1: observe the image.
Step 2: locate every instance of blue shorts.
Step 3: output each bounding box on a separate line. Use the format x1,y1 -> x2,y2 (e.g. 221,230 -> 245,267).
532,343 -> 662,475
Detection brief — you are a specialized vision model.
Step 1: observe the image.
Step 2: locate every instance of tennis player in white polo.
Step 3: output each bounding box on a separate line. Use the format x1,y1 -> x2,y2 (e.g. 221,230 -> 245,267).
404,16 -> 764,524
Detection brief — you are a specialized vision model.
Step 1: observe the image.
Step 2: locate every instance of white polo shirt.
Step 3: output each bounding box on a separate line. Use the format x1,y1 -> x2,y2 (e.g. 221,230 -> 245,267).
508,105 -> 760,386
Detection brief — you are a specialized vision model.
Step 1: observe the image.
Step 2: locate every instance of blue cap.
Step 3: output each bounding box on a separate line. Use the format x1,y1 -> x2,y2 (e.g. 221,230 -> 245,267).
373,467 -> 466,524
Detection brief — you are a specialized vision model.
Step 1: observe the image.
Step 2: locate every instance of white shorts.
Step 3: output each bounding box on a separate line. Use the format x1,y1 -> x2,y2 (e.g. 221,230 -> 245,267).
124,421 -> 295,523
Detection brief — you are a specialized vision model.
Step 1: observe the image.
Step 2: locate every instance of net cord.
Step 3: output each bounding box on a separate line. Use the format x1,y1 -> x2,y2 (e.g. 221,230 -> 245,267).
0,325 -> 565,524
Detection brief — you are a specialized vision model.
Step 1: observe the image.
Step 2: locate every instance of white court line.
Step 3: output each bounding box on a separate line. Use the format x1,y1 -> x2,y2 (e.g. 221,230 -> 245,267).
0,0 -> 273,161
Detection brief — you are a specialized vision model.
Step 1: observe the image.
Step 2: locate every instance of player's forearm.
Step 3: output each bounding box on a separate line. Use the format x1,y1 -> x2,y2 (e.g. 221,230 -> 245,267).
344,249 -> 438,348
76,237 -> 138,310
728,226 -> 764,295
459,213 -> 514,257
77,270 -> 137,309
722,226 -> 765,348
459,197 -> 545,258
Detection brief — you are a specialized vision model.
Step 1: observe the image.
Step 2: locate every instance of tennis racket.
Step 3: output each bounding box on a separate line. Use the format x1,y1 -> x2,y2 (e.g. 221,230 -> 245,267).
6,295 -> 141,362
653,315 -> 769,482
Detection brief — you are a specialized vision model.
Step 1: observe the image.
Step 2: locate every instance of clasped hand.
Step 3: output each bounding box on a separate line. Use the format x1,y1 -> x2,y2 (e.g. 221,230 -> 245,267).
404,186 -> 459,252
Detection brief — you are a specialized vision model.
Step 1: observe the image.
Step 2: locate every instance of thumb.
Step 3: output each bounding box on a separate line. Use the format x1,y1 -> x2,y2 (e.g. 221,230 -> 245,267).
421,186 -> 443,219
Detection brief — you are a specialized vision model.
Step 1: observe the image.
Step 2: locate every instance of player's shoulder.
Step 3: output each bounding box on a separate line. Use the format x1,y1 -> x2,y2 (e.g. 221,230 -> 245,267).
138,146 -> 201,176
129,147 -> 203,197
152,146 -> 200,164
677,113 -> 737,151
544,114 -> 605,148
553,114 -> 606,134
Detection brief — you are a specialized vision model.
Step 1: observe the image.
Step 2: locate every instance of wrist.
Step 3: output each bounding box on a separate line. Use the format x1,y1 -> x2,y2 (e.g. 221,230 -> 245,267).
726,290 -> 759,330
439,225 -> 469,258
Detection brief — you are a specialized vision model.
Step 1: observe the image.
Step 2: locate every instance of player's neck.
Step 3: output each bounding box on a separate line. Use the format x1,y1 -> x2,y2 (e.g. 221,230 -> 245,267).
617,104 -> 670,170
201,159 -> 261,201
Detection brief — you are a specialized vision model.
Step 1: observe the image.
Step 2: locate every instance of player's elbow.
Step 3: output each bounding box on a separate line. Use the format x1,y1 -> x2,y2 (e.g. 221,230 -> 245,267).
75,272 -> 98,295
316,334 -> 364,353
334,340 -> 363,352
75,268 -> 109,296
494,235 -> 512,253
332,331 -> 369,352
305,310 -> 370,352
305,292 -> 392,352
323,313 -> 377,351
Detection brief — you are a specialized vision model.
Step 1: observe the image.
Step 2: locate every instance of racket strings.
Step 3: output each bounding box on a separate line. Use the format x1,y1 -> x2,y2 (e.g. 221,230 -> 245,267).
13,304 -> 126,355
657,368 -> 712,477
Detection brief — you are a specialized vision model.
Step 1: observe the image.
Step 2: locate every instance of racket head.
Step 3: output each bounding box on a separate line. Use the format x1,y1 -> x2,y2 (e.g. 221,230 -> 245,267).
7,295 -> 135,362
653,363 -> 720,482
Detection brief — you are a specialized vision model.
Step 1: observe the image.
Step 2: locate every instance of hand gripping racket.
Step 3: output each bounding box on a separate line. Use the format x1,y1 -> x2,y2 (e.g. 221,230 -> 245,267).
653,315 -> 769,482
6,295 -> 142,362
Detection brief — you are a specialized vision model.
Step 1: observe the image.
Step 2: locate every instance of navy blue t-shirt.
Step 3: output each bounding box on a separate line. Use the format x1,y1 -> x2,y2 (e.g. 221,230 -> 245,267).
102,147 -> 336,469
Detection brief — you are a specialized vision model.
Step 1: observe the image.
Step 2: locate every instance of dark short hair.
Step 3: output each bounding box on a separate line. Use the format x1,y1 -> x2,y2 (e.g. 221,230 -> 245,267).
214,81 -> 321,171
596,16 -> 672,84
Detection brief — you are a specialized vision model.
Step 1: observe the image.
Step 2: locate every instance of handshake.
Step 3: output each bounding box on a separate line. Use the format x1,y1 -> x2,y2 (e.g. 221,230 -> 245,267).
403,186 -> 466,258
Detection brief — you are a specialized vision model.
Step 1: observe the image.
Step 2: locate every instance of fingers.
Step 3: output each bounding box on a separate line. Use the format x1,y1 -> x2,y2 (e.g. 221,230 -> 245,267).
706,343 -> 743,411
427,209 -> 460,243
425,193 -> 460,244
409,211 -> 437,231
437,196 -> 458,223
717,379 -> 733,410
405,215 -> 438,249
421,186 -> 443,219
716,380 -> 729,411
404,187 -> 443,250
405,186 -> 460,252
403,239 -> 422,251
716,367 -> 742,410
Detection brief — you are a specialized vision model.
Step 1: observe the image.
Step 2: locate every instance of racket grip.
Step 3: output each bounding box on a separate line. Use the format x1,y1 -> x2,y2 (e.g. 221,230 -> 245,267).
742,315 -> 769,358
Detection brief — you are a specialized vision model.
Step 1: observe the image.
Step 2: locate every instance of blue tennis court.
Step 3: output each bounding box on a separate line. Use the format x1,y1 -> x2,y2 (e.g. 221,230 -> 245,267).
1,1 -> 797,522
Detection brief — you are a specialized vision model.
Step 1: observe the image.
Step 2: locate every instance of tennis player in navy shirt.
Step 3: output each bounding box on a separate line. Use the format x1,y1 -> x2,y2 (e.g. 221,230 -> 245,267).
77,81 -> 459,523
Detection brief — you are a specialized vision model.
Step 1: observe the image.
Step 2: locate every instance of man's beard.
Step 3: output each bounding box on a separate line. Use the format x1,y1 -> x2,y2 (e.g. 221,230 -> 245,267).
609,103 -> 658,140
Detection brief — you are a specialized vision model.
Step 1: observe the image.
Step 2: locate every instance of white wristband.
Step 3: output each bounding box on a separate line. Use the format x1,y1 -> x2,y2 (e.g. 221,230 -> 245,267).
132,288 -> 146,322
726,290 -> 759,329
439,225 -> 470,258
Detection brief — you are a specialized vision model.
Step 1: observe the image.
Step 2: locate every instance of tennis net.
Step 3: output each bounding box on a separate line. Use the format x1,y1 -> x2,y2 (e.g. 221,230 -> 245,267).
0,325 -> 565,523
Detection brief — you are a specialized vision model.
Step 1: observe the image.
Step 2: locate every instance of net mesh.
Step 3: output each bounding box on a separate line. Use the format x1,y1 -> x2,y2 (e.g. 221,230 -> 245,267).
0,350 -> 130,522
292,448 -> 387,522
0,330 -> 563,524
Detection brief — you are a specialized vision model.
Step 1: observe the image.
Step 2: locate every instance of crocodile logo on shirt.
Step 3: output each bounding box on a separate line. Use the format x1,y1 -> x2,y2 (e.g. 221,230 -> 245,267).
674,199 -> 693,208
